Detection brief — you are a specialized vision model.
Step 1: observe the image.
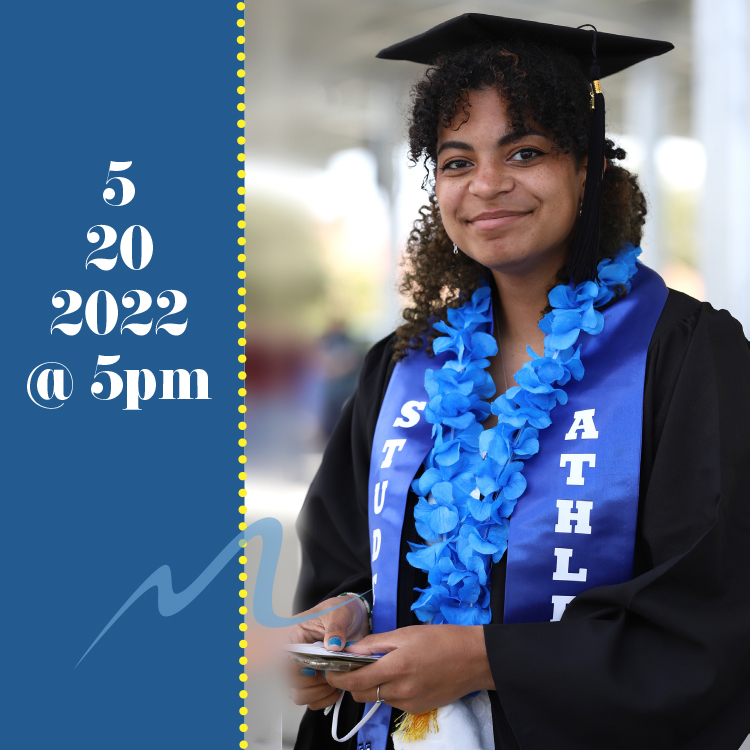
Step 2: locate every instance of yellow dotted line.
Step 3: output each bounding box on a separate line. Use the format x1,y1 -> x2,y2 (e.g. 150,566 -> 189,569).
237,3 -> 248,747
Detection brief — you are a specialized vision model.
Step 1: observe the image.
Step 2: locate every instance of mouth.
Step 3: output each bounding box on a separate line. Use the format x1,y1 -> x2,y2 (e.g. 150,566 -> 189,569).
467,210 -> 531,230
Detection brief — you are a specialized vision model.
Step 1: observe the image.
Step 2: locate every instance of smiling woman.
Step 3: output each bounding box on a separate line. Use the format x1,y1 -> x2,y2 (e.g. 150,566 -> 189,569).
289,13 -> 750,750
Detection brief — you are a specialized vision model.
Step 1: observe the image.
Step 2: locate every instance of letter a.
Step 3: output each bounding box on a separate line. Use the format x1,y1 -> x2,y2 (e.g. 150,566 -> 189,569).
565,409 -> 599,440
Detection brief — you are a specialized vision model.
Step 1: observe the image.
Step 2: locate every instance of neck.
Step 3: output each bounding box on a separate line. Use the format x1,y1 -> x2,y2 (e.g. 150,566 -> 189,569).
490,261 -> 560,346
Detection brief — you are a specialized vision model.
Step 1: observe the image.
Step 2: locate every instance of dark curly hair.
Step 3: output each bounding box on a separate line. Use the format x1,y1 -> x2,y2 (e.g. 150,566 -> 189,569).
393,40 -> 647,361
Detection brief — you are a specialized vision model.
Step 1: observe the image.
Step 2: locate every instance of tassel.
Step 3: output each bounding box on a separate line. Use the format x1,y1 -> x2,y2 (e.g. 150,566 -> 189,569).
393,710 -> 439,742
570,25 -> 606,286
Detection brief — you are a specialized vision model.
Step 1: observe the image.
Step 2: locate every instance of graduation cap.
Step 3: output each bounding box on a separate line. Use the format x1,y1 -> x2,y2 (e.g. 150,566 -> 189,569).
376,13 -> 674,284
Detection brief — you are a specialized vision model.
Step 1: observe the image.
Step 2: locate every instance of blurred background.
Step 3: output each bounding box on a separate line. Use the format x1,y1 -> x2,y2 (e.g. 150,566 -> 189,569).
243,1 -> 750,746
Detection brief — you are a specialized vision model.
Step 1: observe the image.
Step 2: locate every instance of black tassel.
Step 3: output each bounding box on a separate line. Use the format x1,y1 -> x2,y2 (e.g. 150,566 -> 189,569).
569,30 -> 606,285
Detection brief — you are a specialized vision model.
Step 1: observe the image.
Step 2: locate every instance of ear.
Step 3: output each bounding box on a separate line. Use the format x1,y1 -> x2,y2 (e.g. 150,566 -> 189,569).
578,156 -> 607,204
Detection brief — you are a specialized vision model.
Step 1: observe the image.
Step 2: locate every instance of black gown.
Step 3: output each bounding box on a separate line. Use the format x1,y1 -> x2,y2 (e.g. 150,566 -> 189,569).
293,289 -> 750,750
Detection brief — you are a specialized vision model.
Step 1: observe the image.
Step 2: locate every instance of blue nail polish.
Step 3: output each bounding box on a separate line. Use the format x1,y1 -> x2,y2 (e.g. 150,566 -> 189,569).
345,641 -> 356,647
322,671 -> 326,677
301,667 -> 316,676
328,637 -> 342,648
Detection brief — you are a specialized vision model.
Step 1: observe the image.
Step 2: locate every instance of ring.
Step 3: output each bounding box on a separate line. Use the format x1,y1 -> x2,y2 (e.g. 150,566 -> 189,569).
376,684 -> 384,704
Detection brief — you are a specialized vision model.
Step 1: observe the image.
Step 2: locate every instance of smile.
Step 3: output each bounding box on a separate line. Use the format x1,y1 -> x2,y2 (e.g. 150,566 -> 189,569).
467,212 -> 531,230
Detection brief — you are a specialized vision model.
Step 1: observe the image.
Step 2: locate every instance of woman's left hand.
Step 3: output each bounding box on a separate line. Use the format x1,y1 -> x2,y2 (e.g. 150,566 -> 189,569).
324,625 -> 495,715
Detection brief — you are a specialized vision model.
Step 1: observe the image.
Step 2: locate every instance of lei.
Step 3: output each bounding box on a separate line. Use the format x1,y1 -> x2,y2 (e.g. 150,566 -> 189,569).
405,244 -> 641,625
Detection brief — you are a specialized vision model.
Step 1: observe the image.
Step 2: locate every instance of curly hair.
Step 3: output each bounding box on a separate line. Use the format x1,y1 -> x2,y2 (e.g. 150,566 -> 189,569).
392,40 -> 647,361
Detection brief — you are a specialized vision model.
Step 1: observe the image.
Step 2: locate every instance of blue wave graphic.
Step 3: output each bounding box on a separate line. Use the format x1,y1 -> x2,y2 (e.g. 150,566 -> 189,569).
77,517 -> 366,666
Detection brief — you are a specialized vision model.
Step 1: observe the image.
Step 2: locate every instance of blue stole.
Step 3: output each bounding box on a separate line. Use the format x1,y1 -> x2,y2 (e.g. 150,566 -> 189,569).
358,265 -> 668,749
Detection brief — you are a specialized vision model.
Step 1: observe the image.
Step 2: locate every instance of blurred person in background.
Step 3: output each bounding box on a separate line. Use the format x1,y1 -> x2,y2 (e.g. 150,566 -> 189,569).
285,14 -> 750,750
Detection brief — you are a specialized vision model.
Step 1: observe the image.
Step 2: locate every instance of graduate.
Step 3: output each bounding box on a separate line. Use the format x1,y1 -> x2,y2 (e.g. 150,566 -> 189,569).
285,14 -> 750,750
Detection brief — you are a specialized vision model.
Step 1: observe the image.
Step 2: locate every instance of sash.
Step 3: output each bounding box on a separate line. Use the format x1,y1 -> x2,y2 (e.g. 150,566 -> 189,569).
359,265 -> 668,749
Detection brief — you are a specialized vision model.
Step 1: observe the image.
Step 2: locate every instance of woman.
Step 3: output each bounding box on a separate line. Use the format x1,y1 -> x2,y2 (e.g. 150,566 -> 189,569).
286,15 -> 750,750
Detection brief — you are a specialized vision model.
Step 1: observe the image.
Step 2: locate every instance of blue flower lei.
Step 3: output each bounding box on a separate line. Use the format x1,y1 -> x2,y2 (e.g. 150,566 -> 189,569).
405,244 -> 641,626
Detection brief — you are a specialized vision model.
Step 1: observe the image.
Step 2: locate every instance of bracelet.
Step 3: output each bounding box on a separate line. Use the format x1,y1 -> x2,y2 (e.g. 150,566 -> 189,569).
339,592 -> 372,634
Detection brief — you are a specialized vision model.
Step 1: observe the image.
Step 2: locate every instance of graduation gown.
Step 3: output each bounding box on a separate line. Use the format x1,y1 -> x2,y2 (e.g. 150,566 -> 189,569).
293,289 -> 750,750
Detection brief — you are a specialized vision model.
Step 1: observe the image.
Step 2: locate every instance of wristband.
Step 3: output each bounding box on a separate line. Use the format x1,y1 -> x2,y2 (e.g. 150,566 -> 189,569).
338,592 -> 372,634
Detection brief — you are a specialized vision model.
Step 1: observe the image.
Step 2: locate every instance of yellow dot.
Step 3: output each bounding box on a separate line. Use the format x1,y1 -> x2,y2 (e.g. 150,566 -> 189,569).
238,372 -> 247,381
237,203 -> 245,212
237,52 -> 246,61
239,689 -> 248,698
238,321 -> 247,330
238,136 -> 246,145
237,71 -> 246,80
239,454 -> 247,463
239,522 -> 247,531
238,102 -> 246,111
238,404 -> 247,413
239,673 -> 248,682
237,153 -> 246,162
239,471 -> 247,480
238,186 -> 246,195
238,237 -> 246,246
238,271 -> 247,279
238,304 -> 247,312
239,540 -> 247,549
239,337 -> 246,346
239,556 -> 247,565
237,120 -> 245,129
239,422 -> 247,430
240,742 -> 249,749
239,572 -> 248,581
237,19 -> 246,28
239,605 -> 248,614
237,2 -> 245,9
239,440 -> 248,449
238,505 -> 247,513
237,36 -> 245,45
238,254 -> 246,262
238,288 -> 246,296
239,488 -> 247,498
237,86 -> 246,95
239,356 -> 247,365
240,706 -> 248,715
239,623 -> 248,632
240,657 -> 248,666
238,388 -> 247,397
239,589 -> 247,598
239,640 -> 248,648
238,220 -> 246,228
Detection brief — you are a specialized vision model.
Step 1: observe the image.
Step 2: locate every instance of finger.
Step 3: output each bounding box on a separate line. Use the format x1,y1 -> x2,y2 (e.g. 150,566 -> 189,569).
323,598 -> 359,651
290,683 -> 339,707
288,668 -> 330,689
306,688 -> 342,712
324,656 -> 396,693
344,631 -> 403,655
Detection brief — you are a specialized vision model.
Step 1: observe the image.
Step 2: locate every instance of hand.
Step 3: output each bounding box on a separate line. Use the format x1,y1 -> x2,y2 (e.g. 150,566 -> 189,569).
324,625 -> 495,716
284,595 -> 370,711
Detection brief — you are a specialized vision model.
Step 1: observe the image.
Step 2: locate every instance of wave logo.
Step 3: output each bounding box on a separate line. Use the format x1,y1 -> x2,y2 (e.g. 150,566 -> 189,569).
76,517 -> 358,667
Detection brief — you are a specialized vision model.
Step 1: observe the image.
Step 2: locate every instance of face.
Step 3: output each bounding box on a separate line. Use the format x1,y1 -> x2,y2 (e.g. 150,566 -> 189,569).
434,87 -> 587,278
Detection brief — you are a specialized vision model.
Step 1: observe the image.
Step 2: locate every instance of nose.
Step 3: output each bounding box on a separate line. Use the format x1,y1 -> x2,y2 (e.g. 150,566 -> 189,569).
468,158 -> 514,200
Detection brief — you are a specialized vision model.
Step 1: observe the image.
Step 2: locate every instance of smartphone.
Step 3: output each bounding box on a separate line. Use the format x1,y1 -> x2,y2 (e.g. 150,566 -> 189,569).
285,642 -> 383,672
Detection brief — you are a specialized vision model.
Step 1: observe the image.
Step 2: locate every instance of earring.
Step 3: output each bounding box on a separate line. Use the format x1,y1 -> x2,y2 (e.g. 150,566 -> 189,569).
453,242 -> 459,255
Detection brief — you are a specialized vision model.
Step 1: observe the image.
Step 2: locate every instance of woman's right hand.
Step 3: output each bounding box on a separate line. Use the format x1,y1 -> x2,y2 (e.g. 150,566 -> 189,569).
285,594 -> 370,710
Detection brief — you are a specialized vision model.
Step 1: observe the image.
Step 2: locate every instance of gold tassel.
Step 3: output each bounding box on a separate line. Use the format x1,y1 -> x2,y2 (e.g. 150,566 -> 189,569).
392,710 -> 439,743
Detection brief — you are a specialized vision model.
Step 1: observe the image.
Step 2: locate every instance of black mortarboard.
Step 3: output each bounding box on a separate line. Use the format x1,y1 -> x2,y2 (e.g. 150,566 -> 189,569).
376,13 -> 674,284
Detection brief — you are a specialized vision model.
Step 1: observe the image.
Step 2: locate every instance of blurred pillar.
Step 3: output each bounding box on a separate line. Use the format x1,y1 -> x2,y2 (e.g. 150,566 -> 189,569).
624,56 -> 665,271
693,0 -> 750,330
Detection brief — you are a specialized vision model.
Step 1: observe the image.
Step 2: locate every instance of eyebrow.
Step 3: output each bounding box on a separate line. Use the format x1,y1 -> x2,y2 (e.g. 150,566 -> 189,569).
436,128 -> 549,156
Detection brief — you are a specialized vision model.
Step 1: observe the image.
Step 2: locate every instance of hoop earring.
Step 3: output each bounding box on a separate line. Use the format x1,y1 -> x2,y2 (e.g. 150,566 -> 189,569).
453,242 -> 459,255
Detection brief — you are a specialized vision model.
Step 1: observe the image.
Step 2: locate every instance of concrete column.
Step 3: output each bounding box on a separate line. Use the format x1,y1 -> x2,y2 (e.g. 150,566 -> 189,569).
693,0 -> 750,331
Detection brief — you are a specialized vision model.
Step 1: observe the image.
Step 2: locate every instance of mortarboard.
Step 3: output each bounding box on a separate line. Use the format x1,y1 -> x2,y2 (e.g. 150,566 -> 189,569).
376,13 -> 674,284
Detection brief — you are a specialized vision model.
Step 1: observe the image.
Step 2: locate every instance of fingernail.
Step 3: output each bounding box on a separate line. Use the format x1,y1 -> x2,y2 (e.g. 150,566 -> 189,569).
328,637 -> 342,648
345,641 -> 356,647
322,670 -> 326,677
300,668 -> 316,676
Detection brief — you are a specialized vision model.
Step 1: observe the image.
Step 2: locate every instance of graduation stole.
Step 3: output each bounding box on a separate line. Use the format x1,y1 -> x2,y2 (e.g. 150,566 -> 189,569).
358,262 -> 668,750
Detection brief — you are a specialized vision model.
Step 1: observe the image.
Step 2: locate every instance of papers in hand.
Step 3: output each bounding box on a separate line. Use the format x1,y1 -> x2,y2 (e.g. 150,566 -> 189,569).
284,641 -> 383,662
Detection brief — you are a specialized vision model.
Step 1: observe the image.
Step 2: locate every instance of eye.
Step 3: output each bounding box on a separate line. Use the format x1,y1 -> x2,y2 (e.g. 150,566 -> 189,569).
439,158 -> 472,172
510,147 -> 545,163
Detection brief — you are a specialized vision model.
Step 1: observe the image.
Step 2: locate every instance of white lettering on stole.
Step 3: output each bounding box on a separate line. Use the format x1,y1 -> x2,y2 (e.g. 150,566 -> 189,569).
373,481 -> 388,514
550,594 -> 576,622
393,400 -> 426,428
372,573 -> 377,605
560,453 -> 596,485
555,499 -> 593,534
552,548 -> 587,581
381,439 -> 406,468
372,529 -> 381,561
564,409 -> 599,440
